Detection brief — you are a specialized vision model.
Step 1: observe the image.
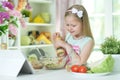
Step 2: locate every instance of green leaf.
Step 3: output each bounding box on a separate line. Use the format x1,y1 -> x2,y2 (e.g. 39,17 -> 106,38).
0,25 -> 8,33
0,32 -> 2,36
0,6 -> 6,12
11,21 -> 18,27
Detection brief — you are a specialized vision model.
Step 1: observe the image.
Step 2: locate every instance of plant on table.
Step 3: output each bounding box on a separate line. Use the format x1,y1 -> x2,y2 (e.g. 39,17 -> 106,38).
100,36 -> 120,54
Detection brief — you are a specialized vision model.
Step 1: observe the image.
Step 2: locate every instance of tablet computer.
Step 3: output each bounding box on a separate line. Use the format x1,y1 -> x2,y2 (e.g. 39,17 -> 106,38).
0,50 -> 34,77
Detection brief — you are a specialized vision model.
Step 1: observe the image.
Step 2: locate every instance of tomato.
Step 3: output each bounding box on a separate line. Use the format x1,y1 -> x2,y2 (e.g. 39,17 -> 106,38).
71,65 -> 79,72
78,66 -> 87,73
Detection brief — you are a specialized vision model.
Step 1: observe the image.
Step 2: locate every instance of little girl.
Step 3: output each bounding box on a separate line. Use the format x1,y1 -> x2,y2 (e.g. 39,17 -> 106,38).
53,5 -> 94,67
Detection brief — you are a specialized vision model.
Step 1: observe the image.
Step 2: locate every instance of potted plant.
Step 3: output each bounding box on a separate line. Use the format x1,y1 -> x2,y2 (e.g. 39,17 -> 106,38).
21,9 -> 30,22
100,36 -> 120,72
100,36 -> 120,54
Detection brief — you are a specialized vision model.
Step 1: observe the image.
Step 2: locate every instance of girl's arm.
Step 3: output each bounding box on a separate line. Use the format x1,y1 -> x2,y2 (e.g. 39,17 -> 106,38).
58,39 -> 94,65
52,32 -> 94,65
78,39 -> 94,65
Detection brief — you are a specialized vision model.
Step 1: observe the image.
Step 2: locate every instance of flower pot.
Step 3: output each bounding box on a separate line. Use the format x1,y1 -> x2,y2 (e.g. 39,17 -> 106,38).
103,54 -> 120,72
111,54 -> 120,72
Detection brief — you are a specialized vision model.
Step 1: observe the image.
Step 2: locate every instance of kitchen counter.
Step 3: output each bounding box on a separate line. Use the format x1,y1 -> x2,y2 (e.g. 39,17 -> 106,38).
0,69 -> 120,80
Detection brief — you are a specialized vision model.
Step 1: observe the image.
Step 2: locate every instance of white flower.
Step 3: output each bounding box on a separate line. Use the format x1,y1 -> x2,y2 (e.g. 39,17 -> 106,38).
69,8 -> 83,18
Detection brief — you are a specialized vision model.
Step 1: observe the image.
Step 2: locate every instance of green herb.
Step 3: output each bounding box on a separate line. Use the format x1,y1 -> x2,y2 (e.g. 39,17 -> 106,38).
100,36 -> 120,54
21,9 -> 30,17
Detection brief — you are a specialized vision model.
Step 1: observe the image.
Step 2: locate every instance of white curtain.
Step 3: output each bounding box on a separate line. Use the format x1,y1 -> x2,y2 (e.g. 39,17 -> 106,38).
56,0 -> 81,34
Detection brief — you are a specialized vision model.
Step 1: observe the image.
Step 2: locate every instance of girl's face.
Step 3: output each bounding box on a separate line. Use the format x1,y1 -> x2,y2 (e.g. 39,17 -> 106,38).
64,15 -> 83,38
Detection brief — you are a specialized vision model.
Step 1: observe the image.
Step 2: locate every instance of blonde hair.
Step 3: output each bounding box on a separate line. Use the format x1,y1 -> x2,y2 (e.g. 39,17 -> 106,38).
65,5 -> 94,39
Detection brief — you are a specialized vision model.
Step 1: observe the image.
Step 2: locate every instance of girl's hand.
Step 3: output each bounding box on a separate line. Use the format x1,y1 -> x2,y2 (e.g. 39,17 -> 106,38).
54,39 -> 66,49
52,32 -> 65,48
52,32 -> 61,42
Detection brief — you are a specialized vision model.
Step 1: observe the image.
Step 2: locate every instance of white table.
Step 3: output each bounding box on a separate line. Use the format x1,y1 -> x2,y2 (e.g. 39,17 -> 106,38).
0,69 -> 120,80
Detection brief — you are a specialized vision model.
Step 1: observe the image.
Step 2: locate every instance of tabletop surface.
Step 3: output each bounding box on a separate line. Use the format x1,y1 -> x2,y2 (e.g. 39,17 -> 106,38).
0,69 -> 120,80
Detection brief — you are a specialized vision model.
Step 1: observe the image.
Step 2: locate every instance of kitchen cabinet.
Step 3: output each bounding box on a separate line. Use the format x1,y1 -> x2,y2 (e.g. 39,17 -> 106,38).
6,0 -> 56,56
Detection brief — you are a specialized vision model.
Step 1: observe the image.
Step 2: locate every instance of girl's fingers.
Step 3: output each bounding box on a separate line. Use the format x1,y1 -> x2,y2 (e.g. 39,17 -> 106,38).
55,32 -> 60,37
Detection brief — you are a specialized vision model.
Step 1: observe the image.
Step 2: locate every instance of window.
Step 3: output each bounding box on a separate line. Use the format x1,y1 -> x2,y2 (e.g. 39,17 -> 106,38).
81,0 -> 120,49
113,0 -> 120,39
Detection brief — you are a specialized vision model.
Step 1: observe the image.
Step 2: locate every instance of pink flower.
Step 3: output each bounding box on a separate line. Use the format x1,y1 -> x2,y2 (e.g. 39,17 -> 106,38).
0,12 -> 10,24
2,1 -> 14,10
9,24 -> 18,35
19,18 -> 26,28
8,9 -> 22,18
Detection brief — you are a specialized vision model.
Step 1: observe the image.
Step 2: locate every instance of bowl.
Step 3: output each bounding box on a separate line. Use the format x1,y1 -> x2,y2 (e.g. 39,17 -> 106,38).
30,60 -> 44,69
41,56 -> 67,70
